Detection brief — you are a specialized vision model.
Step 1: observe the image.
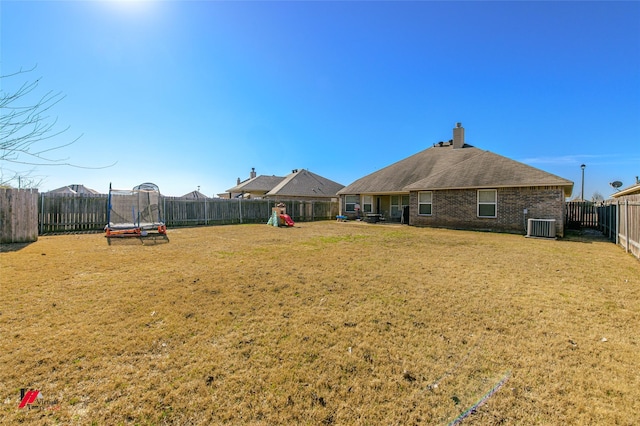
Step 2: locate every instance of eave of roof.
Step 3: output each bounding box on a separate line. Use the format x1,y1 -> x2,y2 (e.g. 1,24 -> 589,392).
611,182 -> 640,198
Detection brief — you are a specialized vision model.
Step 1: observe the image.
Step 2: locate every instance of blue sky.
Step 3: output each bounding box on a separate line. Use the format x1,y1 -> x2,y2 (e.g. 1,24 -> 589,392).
2,1 -> 639,199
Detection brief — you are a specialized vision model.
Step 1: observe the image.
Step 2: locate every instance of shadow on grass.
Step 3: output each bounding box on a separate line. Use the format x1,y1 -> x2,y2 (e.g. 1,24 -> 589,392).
0,241 -> 35,253
560,228 -> 611,244
107,234 -> 170,246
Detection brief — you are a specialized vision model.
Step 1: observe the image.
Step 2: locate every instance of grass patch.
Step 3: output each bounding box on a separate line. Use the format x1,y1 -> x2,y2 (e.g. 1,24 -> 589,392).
1,222 -> 638,424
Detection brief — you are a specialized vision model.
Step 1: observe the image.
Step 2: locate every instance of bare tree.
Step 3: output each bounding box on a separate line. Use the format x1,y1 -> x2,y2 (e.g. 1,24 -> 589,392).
1,66 -> 112,188
591,191 -> 604,204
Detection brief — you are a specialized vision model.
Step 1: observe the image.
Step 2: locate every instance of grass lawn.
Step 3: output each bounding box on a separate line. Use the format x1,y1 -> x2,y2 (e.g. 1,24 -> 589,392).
1,222 -> 638,425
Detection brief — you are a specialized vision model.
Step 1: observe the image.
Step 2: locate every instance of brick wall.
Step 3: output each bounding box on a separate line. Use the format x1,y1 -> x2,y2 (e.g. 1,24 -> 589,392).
410,186 -> 566,236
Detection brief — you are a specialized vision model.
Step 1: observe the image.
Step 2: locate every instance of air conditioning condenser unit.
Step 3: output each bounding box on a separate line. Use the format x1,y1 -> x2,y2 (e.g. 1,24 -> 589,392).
527,219 -> 556,238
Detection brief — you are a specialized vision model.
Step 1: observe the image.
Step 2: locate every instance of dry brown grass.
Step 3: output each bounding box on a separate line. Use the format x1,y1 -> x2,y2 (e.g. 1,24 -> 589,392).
1,222 -> 639,425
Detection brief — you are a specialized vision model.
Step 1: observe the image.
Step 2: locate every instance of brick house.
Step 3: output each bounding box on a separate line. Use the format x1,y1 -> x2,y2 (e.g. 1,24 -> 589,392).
337,123 -> 574,236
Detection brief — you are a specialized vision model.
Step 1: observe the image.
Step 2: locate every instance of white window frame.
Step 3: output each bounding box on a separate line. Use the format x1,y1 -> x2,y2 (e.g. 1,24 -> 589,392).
401,195 -> 410,211
391,195 -> 400,218
477,189 -> 497,218
418,191 -> 433,216
345,195 -> 358,212
362,195 -> 373,213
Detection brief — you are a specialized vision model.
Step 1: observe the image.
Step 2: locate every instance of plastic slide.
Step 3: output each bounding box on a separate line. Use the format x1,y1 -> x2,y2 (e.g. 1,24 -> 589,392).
280,214 -> 295,227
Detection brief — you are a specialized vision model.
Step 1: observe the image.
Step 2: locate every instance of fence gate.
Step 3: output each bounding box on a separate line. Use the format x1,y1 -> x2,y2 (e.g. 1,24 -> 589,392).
565,201 -> 598,229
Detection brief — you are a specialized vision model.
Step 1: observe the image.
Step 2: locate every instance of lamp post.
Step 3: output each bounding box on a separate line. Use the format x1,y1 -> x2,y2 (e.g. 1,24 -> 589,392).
580,164 -> 586,201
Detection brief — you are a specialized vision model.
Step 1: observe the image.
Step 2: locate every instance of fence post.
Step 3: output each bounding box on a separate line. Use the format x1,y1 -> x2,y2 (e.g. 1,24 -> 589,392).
608,204 -> 611,239
40,192 -> 44,235
624,199 -> 629,253
615,199 -> 620,246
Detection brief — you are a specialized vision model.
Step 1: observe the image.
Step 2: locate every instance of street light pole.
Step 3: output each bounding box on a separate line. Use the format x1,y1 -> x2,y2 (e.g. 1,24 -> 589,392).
580,164 -> 586,201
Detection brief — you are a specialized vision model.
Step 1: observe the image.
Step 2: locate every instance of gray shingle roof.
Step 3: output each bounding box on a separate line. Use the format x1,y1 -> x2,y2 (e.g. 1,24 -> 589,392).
338,144 -> 478,195
266,169 -> 344,197
338,144 -> 573,197
226,175 -> 285,193
179,190 -> 209,200
48,184 -> 101,195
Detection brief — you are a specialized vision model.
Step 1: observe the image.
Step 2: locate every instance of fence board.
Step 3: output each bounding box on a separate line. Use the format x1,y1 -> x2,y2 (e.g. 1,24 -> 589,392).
0,188 -> 39,243
39,193 -> 108,233
565,201 -> 598,229
596,200 -> 640,260
36,194 -> 338,234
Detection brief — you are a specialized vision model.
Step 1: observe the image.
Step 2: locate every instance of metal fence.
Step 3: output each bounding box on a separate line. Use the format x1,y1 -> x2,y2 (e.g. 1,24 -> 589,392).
37,193 -> 339,234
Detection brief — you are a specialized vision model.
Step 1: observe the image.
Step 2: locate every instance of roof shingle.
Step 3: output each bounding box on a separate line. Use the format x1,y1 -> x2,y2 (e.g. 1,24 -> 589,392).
338,144 -> 573,196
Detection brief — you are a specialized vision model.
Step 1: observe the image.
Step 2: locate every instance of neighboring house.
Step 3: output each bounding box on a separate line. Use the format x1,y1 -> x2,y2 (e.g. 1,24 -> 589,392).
608,178 -> 640,259
224,168 -> 344,201
224,168 -> 285,199
265,169 -> 344,201
610,179 -> 640,202
48,184 -> 101,195
179,190 -> 210,200
338,123 -> 574,236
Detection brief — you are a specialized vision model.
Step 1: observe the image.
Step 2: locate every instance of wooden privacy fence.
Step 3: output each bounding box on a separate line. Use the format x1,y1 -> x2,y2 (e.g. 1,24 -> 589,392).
565,201 -> 598,229
0,188 -> 39,243
37,193 -> 339,234
163,197 -> 338,226
596,199 -> 640,260
40,193 -> 109,233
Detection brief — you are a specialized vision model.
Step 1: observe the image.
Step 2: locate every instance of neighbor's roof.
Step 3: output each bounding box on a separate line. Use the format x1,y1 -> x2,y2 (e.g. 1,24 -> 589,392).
338,144 -> 573,197
48,184 -> 101,195
226,175 -> 285,193
611,182 -> 640,198
179,190 -> 209,200
266,169 -> 344,198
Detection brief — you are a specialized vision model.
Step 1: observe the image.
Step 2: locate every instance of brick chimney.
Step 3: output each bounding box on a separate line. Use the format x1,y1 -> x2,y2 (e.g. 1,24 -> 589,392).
452,122 -> 465,149
250,167 -> 256,179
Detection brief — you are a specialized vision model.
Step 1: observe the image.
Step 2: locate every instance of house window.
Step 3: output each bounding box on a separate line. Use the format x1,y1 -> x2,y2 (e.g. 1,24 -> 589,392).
362,195 -> 373,213
389,195 -> 410,218
391,195 -> 400,218
345,195 -> 358,212
478,189 -> 497,218
402,195 -> 409,210
418,191 -> 432,215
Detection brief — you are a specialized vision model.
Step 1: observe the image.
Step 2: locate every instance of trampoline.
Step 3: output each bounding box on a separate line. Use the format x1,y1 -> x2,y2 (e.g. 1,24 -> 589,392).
105,182 -> 167,237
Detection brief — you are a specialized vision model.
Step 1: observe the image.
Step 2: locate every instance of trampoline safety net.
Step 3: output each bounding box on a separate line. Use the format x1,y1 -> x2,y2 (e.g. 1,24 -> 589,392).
106,182 -> 166,235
